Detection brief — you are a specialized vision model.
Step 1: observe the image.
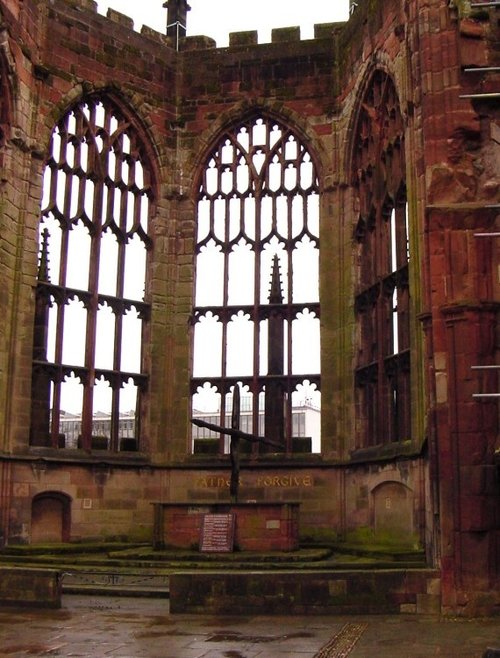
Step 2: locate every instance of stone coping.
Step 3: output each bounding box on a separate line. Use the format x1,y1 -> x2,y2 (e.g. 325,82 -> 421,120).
152,501 -> 301,507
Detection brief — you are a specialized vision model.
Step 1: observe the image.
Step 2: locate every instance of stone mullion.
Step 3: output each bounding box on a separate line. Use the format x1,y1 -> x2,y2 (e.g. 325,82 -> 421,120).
81,173 -> 103,450
49,150 -> 74,447
219,193 -> 231,454
284,186 -> 294,453
113,151 -> 127,452
375,203 -> 390,444
252,191 -> 262,446
110,304 -> 123,452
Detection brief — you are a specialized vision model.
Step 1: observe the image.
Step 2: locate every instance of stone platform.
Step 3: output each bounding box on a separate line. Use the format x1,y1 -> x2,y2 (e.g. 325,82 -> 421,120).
153,502 -> 299,552
169,568 -> 441,615
0,567 -> 61,608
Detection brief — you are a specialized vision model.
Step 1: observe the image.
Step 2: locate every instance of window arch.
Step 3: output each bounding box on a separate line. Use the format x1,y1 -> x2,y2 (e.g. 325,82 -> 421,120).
30,96 -> 154,452
191,114 -> 321,455
352,71 -> 410,448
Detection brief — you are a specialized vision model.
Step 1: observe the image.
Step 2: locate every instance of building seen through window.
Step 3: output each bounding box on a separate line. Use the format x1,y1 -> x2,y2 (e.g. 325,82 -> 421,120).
192,395 -> 320,452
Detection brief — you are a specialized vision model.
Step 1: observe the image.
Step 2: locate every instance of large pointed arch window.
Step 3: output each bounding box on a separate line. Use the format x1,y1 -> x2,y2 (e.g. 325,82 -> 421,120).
30,97 -> 154,451
192,115 -> 321,455
353,71 -> 411,448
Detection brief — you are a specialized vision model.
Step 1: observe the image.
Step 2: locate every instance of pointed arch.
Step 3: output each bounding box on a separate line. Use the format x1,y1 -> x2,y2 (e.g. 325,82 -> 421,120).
191,111 -> 321,456
189,102 -> 327,198
30,94 -> 157,453
352,70 -> 411,449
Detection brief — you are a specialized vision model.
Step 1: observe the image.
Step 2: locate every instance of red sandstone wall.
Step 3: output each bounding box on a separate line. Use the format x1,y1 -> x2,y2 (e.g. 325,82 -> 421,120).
413,0 -> 499,615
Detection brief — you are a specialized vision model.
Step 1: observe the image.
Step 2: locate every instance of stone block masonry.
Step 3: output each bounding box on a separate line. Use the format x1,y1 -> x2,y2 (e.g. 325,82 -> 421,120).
169,569 -> 441,615
0,567 -> 61,608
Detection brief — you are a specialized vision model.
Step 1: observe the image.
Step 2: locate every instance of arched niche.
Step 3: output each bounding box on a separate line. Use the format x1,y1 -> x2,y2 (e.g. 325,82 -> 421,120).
372,481 -> 415,541
31,491 -> 71,544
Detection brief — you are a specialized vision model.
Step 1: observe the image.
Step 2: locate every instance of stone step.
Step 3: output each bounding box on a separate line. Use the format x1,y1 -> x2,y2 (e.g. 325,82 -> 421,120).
62,583 -> 170,598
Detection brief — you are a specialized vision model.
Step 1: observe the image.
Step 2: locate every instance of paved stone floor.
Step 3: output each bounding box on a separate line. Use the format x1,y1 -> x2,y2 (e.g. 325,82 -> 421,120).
0,595 -> 499,657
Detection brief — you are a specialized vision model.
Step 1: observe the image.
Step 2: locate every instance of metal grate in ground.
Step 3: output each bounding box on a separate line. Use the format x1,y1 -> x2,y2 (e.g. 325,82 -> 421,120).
313,623 -> 368,658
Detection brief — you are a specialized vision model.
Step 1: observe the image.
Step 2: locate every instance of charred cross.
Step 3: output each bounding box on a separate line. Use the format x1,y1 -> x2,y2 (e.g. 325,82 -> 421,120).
191,384 -> 284,502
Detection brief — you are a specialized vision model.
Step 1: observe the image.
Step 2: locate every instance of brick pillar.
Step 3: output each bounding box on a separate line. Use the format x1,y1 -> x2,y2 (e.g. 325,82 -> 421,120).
427,208 -> 499,613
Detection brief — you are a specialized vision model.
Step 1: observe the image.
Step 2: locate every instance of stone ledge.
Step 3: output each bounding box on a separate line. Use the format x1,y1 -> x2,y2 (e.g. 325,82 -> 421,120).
106,8 -> 134,29
73,0 -> 97,11
0,567 -> 62,608
170,568 -> 441,615
271,26 -> 301,43
229,31 -> 258,47
141,25 -> 168,44
179,35 -> 217,51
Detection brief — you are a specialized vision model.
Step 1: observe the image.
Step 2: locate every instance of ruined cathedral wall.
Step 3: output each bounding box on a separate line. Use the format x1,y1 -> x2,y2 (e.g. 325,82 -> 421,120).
164,0 -> 432,541
0,0 -> 496,617
0,0 -> 178,457
326,0 -> 429,550
0,0 -> 49,454
414,0 -> 499,615
0,0 -> 180,544
169,27 -> 340,458
338,0 -> 498,614
0,0 -> 432,543
8,460 -> 160,544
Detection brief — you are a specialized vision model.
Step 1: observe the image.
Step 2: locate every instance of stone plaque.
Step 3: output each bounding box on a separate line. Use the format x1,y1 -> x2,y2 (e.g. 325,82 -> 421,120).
199,513 -> 235,553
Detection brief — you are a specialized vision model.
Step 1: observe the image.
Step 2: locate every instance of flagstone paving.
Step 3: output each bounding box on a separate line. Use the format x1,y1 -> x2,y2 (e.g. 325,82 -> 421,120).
0,595 -> 498,657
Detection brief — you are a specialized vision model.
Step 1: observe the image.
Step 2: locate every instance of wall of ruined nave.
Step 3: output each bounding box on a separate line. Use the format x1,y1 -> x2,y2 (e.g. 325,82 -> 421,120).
0,0 -> 431,542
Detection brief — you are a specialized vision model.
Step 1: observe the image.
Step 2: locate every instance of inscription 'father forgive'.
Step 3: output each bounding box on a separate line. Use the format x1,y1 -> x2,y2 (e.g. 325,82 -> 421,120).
196,475 -> 314,488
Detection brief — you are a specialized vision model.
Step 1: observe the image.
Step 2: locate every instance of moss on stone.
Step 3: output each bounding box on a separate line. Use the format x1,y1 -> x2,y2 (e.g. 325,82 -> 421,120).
300,527 -> 340,545
343,526 -> 422,552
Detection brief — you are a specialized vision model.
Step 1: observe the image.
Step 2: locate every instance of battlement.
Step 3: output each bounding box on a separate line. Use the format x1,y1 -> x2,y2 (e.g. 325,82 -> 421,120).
77,0 -> 348,50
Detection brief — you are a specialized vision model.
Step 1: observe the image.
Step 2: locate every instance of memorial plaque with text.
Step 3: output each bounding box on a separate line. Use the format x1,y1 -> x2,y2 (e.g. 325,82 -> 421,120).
199,513 -> 235,552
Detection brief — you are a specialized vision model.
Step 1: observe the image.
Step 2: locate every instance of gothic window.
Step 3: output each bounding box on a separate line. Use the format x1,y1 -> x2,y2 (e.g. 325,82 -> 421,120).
30,97 -> 154,452
192,115 -> 320,454
0,51 -> 12,158
353,72 -> 410,448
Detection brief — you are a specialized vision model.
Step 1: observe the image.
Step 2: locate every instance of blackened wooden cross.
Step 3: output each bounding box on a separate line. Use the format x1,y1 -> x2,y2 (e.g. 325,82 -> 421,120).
191,384 -> 284,502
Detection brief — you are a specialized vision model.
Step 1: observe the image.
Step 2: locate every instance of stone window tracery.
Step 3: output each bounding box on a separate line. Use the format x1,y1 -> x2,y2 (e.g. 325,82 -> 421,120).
353,72 -> 411,447
192,115 -> 321,455
30,97 -> 154,452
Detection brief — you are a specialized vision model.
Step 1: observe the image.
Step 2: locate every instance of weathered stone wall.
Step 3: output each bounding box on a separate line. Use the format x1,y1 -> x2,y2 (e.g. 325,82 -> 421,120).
409,0 -> 499,615
8,460 -> 159,543
167,464 -> 342,541
170,568 -> 442,615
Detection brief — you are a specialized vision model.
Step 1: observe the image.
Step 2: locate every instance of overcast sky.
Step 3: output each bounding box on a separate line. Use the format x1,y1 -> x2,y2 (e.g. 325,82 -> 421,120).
96,1 -> 350,47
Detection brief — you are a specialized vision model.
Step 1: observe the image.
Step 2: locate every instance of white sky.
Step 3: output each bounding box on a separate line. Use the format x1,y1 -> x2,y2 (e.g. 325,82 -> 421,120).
96,1 -> 349,47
